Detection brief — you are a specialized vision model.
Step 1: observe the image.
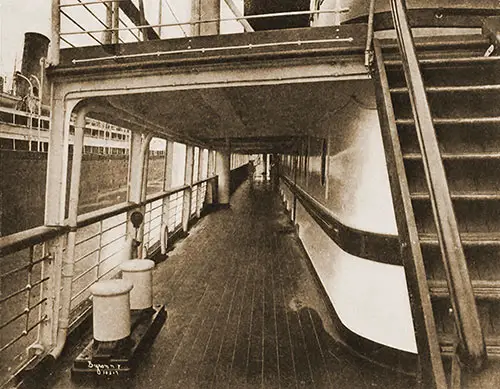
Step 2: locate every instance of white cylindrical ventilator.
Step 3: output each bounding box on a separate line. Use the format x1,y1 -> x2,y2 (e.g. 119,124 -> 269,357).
120,259 -> 155,310
89,279 -> 133,342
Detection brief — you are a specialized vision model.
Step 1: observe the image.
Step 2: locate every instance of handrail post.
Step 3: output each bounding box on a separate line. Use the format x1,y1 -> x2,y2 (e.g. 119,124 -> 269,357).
103,1 -> 113,44
50,0 -> 60,66
365,0 -> 376,68
112,0 -> 120,44
390,0 -> 487,372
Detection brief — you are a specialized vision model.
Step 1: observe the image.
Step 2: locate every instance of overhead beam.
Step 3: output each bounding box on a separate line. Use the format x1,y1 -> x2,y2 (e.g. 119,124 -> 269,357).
119,0 -> 160,41
198,89 -> 246,138
224,0 -> 255,32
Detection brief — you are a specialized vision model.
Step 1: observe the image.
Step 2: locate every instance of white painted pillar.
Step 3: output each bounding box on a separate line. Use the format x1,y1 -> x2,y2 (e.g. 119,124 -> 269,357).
127,132 -> 147,258
196,147 -> 203,218
206,149 -> 215,205
191,0 -> 201,36
50,0 -> 61,66
161,140 -> 174,254
216,148 -> 231,206
191,0 -> 220,36
164,141 -> 174,192
45,97 -> 78,226
141,139 -> 151,203
128,132 -> 144,204
182,145 -> 194,232
140,138 -> 152,256
262,153 -> 268,179
112,0 -> 120,44
49,102 -> 87,358
104,1 -> 113,44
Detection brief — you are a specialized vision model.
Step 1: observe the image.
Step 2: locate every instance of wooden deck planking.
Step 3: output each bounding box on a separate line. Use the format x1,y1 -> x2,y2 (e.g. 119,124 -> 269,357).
43,180 -> 417,389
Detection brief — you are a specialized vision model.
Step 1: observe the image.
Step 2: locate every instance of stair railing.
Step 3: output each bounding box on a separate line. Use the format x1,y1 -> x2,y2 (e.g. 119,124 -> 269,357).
389,0 -> 486,372
365,0 -> 377,67
373,39 -> 447,389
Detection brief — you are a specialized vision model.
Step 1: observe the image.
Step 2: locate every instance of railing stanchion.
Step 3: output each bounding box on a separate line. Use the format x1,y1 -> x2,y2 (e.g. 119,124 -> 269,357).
50,0 -> 61,65
50,103 -> 86,358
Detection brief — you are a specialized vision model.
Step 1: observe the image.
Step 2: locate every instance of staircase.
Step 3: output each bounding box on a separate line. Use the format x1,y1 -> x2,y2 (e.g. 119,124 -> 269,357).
375,31 -> 500,388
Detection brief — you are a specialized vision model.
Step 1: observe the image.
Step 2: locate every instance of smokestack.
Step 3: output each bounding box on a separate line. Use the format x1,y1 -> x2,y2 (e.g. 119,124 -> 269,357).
17,32 -> 50,105
244,0 -> 310,31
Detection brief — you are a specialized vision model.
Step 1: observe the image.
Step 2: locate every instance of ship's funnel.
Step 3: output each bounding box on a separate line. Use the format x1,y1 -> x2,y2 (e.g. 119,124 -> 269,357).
17,32 -> 50,106
244,0 -> 310,31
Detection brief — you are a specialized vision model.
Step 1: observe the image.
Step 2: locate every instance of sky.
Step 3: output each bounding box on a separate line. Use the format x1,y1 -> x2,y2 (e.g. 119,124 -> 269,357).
0,0 -> 245,91
0,0 -> 51,89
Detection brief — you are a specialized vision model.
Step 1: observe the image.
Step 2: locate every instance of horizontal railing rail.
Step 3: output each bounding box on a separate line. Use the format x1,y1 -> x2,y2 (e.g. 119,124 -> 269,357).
76,177 -> 216,229
66,36 -> 359,66
390,0 -> 486,371
144,184 -> 190,204
76,201 -> 136,228
0,226 -> 67,257
51,0 -> 355,60
280,174 -> 401,265
59,8 -> 350,39
0,232 -> 57,388
0,170 -> 218,385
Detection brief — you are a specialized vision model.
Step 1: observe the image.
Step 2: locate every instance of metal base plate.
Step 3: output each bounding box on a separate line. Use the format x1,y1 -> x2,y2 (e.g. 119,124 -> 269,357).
71,304 -> 166,380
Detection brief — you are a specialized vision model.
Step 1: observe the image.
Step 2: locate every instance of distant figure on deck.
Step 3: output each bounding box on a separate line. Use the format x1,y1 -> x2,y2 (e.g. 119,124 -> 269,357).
270,158 -> 279,190
248,160 -> 256,186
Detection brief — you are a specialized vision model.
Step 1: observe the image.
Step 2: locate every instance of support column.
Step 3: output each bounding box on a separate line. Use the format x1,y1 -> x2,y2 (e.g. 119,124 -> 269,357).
128,132 -> 145,204
50,0 -> 61,65
182,145 -> 194,233
49,102 -> 86,358
164,141 -> 174,192
216,148 -> 231,206
191,0 -> 220,36
140,138 -> 151,257
45,97 -> 78,226
104,1 -> 113,44
112,0 -> 120,44
262,153 -> 268,180
206,149 -> 215,205
127,131 -> 147,258
160,141 -> 174,254
196,148 -> 203,218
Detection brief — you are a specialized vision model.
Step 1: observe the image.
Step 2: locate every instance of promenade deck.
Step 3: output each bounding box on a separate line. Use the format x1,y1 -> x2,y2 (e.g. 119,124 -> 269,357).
43,180 -> 416,389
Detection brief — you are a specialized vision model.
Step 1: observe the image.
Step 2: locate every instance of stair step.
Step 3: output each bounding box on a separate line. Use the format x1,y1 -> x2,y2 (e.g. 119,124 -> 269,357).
440,338 -> 500,357
385,55 -> 500,68
397,117 -> 500,126
391,84 -> 500,94
411,192 -> 500,201
403,152 -> 500,161
428,280 -> 500,300
380,34 -> 489,52
420,232 -> 500,246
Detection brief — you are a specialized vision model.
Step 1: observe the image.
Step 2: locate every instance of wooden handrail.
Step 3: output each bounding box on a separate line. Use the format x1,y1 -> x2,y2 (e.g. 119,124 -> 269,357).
0,225 -> 68,257
192,174 -> 217,188
1,177 -> 219,256
280,174 -> 401,265
390,0 -> 486,371
372,39 -> 447,389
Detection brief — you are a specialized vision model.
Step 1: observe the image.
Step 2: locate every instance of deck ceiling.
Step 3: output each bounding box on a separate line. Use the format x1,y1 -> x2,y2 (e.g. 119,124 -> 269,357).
104,79 -> 372,153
